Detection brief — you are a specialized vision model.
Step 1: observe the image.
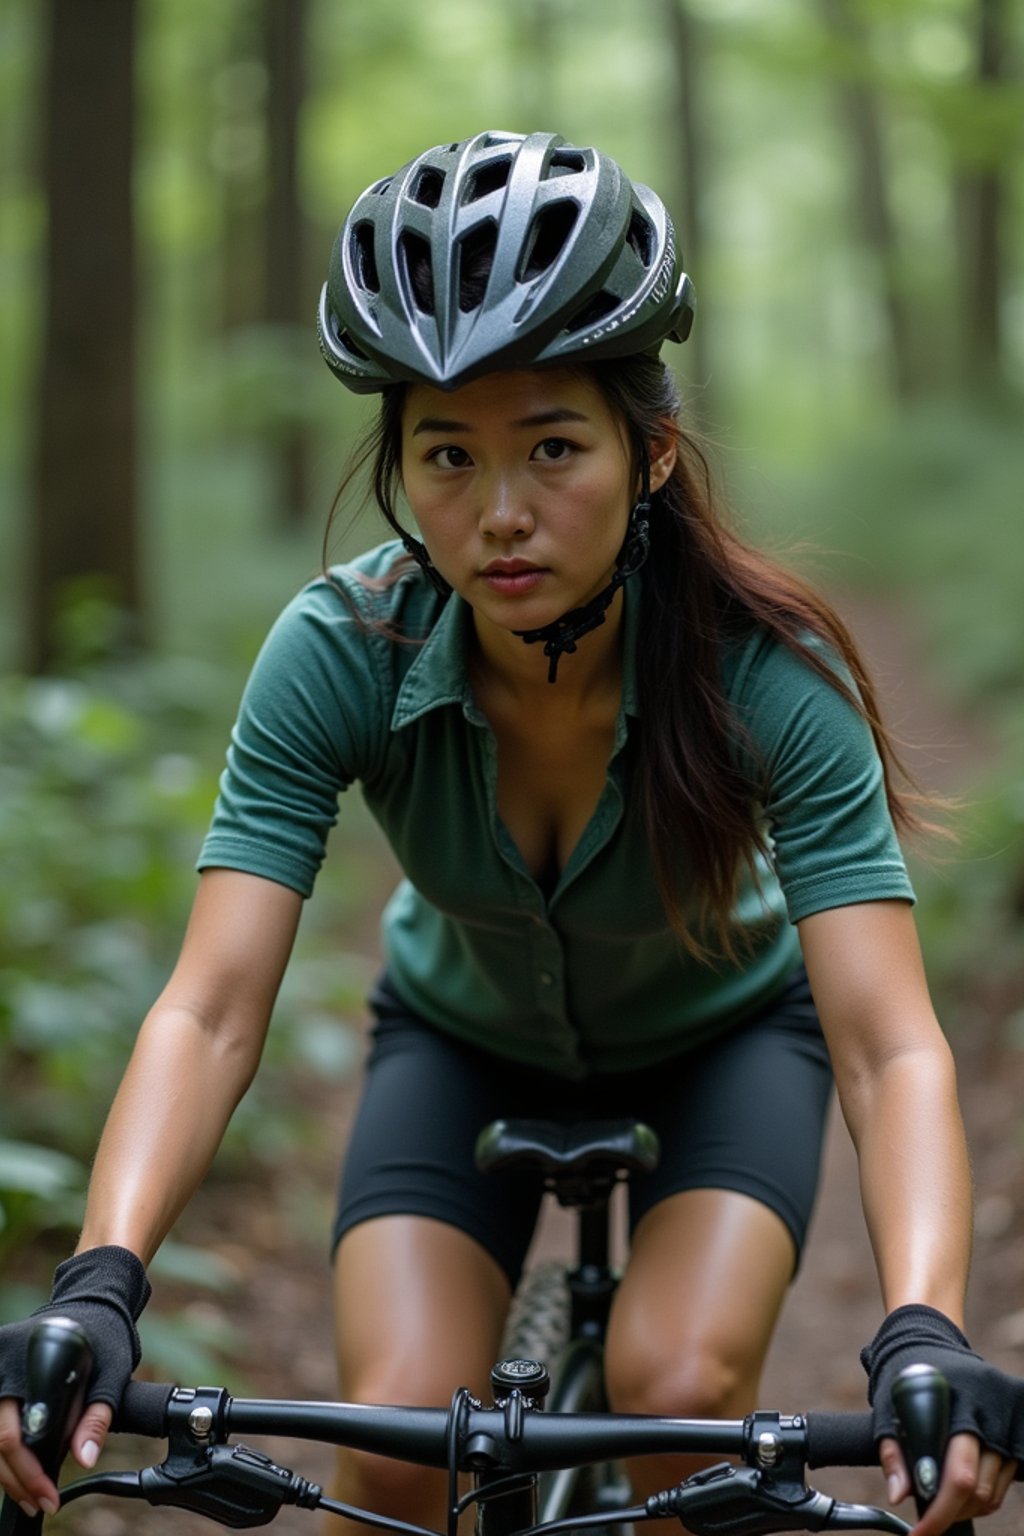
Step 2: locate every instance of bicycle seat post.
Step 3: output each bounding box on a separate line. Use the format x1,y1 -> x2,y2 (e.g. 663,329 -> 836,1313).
566,1195 -> 618,1343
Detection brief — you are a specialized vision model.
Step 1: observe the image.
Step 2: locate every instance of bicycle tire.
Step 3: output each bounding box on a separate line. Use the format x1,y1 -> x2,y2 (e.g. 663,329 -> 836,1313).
502,1265 -> 632,1534
500,1261 -> 571,1367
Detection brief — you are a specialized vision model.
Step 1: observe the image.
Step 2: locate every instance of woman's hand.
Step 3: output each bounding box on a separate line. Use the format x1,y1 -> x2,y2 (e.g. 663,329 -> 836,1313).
0,1246 -> 149,1514
0,1394 -> 112,1516
863,1305 -> 1024,1532
880,1431 -> 1018,1534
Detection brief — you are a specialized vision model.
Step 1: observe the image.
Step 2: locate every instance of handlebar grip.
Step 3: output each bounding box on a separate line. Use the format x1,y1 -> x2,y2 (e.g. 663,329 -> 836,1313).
892,1363 -> 974,1535
804,1410 -> 877,1467
0,1319 -> 93,1536
112,1380 -> 176,1437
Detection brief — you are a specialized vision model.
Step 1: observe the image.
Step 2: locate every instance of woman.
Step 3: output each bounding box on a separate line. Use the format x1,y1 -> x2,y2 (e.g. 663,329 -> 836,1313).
1,129 -> 1021,1534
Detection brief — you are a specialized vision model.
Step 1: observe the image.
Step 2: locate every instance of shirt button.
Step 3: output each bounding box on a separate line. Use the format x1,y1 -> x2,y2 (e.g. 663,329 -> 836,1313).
539,971 -> 554,986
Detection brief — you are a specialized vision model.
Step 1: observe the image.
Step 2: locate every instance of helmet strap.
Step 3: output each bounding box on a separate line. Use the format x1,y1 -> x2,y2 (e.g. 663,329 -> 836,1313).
514,446 -> 652,683
400,534 -> 453,599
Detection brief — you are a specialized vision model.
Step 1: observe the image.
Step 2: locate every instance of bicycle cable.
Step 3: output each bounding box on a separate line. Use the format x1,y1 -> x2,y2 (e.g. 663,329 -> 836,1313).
313,1495 -> 440,1536
446,1385 -> 473,1536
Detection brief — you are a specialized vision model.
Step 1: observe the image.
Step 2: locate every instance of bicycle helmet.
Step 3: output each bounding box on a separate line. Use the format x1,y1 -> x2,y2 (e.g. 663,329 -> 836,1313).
317,129 -> 695,393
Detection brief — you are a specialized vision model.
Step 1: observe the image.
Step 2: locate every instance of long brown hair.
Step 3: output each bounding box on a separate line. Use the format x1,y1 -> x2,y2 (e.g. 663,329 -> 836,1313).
324,356 -> 940,962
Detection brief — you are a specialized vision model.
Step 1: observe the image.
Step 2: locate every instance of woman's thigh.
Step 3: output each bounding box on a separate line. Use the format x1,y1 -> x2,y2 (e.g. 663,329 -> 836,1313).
333,980 -> 548,1291
334,1215 -> 512,1404
605,1187 -> 795,1416
603,969 -> 834,1414
625,967 -> 834,1265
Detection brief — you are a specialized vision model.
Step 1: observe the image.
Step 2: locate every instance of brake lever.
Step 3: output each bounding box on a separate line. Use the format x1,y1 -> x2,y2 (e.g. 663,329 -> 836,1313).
646,1463 -> 912,1536
57,1470 -> 148,1505
60,1445 -> 322,1527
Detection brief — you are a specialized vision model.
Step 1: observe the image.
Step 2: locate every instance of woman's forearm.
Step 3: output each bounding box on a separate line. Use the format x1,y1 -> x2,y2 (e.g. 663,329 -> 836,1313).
844,1041 -> 972,1323
77,1000 -> 268,1262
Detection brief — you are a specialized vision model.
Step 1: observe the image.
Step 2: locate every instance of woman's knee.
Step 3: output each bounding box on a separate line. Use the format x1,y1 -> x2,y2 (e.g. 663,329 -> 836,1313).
605,1335 -> 758,1421
336,1443 -> 445,1515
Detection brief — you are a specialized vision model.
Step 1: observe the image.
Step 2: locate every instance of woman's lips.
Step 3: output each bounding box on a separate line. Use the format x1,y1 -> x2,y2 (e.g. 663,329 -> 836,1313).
479,561 -> 546,595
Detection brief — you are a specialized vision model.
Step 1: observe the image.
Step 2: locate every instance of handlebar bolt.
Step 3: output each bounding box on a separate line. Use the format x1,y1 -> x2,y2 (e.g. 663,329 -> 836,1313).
188,1405 -> 215,1441
24,1403 -> 49,1436
755,1430 -> 781,1468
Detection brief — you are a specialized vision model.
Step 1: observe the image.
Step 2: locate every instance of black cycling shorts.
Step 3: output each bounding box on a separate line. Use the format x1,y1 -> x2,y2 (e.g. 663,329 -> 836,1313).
332,967 -> 833,1288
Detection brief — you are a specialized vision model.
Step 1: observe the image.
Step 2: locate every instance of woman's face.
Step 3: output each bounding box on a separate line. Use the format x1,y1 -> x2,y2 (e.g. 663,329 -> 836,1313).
400,368 -> 672,641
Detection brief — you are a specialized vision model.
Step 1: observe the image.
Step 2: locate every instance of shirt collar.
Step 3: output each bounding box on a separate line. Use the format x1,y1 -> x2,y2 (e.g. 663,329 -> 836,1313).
390,573 -> 644,732
391,593 -> 475,730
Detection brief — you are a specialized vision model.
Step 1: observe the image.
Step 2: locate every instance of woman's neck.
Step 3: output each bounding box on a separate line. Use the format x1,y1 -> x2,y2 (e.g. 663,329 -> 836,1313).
470,589 -> 625,710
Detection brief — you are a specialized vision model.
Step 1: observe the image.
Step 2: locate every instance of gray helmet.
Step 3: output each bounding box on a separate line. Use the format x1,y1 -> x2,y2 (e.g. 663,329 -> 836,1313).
318,129 -> 695,393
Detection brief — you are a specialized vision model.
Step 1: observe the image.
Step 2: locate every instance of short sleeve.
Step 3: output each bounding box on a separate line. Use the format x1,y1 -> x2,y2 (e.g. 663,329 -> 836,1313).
728,632 -> 915,925
197,578 -> 388,896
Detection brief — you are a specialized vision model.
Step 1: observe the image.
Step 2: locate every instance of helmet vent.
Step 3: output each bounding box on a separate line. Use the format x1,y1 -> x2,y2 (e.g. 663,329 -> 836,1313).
564,289 -> 619,335
626,209 -> 654,267
400,231 -> 435,315
351,222 -> 380,294
411,167 -> 445,209
458,222 -> 497,312
519,200 -> 579,282
548,150 -> 586,177
465,158 -> 511,203
339,325 -> 371,362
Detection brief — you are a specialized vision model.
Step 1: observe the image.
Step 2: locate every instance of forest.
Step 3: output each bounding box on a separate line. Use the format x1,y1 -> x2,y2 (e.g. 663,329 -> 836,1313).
1,1 -> 1023,1526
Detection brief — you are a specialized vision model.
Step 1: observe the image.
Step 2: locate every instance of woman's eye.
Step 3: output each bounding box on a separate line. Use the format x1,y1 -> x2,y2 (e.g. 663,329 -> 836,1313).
532,437 -> 574,462
429,445 -> 472,469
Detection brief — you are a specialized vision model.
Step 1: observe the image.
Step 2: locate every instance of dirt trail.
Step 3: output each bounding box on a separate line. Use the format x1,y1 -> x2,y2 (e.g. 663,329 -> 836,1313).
51,596 -> 1024,1535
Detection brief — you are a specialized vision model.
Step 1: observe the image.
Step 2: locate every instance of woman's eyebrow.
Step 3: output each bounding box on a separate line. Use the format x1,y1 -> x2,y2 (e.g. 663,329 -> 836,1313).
411,407 -> 590,437
512,408 -> 590,429
411,415 -> 470,436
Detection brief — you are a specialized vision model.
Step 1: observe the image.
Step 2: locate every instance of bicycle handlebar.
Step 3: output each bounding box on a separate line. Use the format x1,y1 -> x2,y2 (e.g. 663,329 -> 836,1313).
113,1380 -> 878,1468
0,1322 -> 973,1536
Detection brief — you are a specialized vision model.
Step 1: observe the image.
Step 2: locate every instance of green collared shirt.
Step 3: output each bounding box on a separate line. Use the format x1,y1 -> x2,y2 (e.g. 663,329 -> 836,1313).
199,541 -> 914,1078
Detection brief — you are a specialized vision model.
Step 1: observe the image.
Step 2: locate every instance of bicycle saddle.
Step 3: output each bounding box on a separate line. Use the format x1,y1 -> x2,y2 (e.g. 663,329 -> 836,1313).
475,1118 -> 660,1201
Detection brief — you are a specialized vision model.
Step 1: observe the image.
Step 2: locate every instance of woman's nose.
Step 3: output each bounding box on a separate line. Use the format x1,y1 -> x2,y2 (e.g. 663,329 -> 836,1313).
477,469 -> 535,540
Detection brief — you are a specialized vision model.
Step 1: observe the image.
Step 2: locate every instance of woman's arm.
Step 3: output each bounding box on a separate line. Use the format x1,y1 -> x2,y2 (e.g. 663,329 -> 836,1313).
799,900 -> 1017,1532
0,868 -> 303,1514
79,867 -> 304,1258
798,899 -> 971,1319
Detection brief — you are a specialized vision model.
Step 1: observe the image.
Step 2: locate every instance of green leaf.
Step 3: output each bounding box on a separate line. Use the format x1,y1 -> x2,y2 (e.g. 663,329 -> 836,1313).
0,1140 -> 86,1199
149,1240 -> 240,1292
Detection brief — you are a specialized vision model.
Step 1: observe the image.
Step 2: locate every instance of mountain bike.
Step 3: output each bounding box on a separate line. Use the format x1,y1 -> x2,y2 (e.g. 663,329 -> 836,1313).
0,1118 -> 972,1534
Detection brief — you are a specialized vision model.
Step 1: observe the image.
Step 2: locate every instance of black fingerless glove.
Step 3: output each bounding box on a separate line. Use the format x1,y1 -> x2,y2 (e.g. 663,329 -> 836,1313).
862,1304 -> 1024,1473
0,1245 -> 151,1411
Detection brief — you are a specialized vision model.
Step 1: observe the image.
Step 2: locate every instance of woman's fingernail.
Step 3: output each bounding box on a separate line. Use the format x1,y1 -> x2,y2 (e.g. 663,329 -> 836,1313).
887,1475 -> 902,1503
19,1503 -> 38,1519
40,1497 -> 59,1516
81,1440 -> 100,1468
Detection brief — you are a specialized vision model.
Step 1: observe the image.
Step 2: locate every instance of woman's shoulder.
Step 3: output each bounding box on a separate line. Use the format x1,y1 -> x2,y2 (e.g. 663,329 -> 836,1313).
266,540 -> 443,648
721,619 -> 853,706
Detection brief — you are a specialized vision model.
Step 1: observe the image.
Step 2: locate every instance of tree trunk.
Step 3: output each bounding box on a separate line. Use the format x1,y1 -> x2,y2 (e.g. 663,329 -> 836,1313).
817,0 -> 917,401
661,0 -> 710,408
29,0 -> 139,672
957,0 -> 1007,389
264,0 -> 309,527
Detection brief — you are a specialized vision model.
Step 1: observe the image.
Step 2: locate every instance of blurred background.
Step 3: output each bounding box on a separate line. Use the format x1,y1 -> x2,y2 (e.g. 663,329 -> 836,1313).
1,0 -> 1023,1523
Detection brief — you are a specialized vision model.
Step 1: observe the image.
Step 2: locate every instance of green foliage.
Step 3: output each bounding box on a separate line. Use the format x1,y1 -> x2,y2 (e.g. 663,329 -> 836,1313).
0,1139 -> 86,1254
0,656 -> 221,1166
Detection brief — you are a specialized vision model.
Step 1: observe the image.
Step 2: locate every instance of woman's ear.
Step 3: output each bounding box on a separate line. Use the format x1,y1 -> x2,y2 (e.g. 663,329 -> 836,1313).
647,425 -> 678,495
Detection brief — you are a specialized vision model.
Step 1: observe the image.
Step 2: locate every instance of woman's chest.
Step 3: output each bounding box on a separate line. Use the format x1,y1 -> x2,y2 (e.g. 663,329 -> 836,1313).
486,706 -> 618,886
